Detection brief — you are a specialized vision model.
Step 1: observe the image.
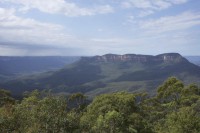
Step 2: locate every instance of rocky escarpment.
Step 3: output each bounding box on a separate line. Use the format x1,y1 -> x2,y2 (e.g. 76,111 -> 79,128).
81,53 -> 188,63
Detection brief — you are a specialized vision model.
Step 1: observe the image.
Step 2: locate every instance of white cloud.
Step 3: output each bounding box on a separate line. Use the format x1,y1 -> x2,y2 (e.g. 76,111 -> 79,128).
0,8 -> 62,30
122,0 -> 153,9
122,0 -> 188,17
122,0 -> 188,10
0,7 -> 121,56
0,0 -> 199,56
166,0 -> 188,4
138,10 -> 154,17
153,1 -> 171,10
0,7 -> 76,46
1,0 -> 114,16
139,11 -> 200,34
126,15 -> 135,23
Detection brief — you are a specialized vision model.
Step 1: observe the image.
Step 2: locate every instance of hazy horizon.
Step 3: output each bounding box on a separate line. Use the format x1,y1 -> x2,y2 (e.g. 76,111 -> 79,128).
0,0 -> 200,56
0,53 -> 200,57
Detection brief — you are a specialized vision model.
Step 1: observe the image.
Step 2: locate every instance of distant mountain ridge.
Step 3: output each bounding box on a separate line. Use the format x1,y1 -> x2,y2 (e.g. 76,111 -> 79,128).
0,56 -> 80,82
1,53 -> 200,98
82,53 -> 186,63
185,56 -> 200,66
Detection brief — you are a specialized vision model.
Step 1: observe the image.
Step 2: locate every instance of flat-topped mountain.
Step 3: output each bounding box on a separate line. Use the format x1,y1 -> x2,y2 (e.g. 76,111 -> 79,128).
1,53 -> 200,98
81,53 -> 186,63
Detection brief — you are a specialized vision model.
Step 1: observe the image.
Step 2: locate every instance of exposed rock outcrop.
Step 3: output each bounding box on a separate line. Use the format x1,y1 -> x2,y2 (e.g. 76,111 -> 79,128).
81,53 -> 187,63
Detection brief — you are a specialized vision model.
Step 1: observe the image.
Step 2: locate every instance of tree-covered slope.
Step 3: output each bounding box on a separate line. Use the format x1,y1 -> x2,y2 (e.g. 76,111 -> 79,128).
1,77 -> 200,133
1,53 -> 200,97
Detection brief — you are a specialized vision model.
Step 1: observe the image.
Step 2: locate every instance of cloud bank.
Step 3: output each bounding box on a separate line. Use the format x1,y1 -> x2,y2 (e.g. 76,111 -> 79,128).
0,0 -> 199,56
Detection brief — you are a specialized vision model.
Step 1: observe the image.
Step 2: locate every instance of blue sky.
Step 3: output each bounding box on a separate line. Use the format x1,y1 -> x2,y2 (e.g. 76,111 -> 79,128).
0,0 -> 200,56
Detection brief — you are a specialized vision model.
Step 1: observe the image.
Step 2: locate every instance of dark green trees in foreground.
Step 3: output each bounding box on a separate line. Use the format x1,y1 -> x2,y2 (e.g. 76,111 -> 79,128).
0,77 -> 200,133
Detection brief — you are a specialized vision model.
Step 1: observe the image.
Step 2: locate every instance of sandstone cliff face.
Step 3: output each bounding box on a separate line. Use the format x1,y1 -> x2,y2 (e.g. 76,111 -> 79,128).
81,53 -> 187,63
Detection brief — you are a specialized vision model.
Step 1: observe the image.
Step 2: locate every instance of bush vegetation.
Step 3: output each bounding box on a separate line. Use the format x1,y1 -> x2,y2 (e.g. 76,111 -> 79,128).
0,77 -> 200,133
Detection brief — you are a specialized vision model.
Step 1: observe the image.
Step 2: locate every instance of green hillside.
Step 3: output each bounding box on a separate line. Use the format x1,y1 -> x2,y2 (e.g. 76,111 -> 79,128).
1,53 -> 200,97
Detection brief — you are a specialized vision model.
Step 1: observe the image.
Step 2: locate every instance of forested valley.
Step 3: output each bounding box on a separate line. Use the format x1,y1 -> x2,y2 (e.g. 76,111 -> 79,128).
0,77 -> 200,133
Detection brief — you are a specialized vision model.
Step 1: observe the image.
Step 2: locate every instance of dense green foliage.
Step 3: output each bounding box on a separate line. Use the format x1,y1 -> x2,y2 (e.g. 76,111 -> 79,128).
0,77 -> 200,133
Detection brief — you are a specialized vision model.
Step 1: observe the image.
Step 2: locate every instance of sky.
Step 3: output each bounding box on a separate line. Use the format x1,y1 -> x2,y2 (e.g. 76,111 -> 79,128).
0,0 -> 200,56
